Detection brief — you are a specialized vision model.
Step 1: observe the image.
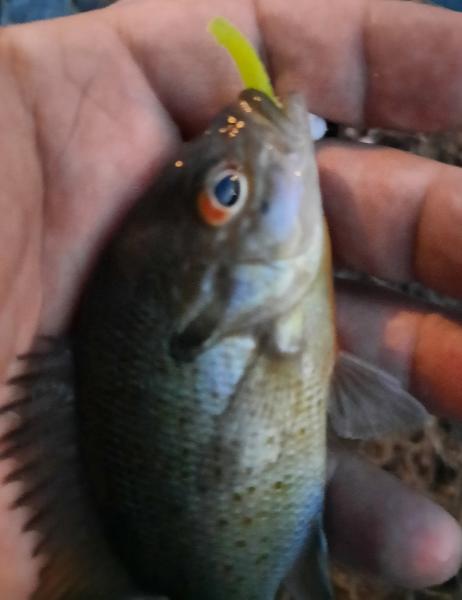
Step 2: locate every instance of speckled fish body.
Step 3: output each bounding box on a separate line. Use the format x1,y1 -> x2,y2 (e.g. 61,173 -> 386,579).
74,89 -> 335,600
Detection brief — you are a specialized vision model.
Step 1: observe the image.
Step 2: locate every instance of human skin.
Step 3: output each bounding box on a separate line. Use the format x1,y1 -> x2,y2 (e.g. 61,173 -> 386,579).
1,0 -> 462,598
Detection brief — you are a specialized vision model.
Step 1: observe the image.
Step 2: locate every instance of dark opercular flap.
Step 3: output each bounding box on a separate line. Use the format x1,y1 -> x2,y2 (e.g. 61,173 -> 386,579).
168,287 -> 230,363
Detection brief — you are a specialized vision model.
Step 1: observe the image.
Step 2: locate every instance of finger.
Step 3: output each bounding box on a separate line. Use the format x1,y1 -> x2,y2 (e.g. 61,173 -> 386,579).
335,279 -> 462,420
326,449 -> 462,589
318,141 -> 462,299
100,0 -> 462,133
2,14 -> 181,333
260,0 -> 462,130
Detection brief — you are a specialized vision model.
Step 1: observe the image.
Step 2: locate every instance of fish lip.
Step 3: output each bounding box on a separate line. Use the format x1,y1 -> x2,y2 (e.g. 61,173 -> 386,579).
237,88 -> 306,144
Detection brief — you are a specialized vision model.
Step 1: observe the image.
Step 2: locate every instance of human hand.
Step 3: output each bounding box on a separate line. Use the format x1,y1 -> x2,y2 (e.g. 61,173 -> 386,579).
1,0 -> 462,597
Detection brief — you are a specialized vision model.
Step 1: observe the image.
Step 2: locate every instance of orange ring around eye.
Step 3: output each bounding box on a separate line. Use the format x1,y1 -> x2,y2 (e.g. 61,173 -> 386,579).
197,191 -> 233,226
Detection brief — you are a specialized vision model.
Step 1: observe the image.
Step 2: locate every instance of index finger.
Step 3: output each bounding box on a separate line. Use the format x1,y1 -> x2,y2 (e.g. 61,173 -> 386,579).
259,0 -> 462,130
104,0 -> 462,133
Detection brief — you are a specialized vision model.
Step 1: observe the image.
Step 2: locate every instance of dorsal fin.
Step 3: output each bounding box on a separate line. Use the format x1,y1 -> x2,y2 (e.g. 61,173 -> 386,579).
1,339 -> 141,599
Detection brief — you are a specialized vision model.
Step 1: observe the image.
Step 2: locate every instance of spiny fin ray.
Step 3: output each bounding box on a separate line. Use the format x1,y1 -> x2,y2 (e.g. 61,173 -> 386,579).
1,338 -> 143,599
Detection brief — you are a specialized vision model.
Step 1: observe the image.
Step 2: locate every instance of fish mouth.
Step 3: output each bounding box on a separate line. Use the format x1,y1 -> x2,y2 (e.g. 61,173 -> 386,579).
236,88 -> 307,145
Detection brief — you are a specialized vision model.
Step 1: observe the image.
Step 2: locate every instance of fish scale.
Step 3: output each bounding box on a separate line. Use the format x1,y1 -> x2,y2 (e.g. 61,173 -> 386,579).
76,235 -> 332,600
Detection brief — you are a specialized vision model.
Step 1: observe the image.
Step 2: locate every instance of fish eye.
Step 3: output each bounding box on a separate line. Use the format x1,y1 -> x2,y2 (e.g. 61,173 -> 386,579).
214,173 -> 242,207
198,167 -> 248,227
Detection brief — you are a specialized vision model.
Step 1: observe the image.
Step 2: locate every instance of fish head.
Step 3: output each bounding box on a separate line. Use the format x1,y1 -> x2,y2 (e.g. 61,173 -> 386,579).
195,89 -> 323,262
112,90 -> 327,359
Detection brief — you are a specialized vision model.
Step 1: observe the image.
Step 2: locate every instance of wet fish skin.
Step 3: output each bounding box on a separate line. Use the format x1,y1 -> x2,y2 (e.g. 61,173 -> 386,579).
75,89 -> 335,599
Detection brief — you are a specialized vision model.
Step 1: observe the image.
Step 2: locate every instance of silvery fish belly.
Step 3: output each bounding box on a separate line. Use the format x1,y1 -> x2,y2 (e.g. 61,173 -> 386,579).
74,89 -> 335,600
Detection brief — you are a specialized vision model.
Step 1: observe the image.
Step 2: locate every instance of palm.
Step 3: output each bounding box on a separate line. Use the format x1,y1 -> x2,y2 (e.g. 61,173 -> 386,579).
1,0 -> 462,598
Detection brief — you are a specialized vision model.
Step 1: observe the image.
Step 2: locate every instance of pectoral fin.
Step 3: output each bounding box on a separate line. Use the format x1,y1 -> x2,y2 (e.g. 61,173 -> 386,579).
329,351 -> 430,440
280,516 -> 333,600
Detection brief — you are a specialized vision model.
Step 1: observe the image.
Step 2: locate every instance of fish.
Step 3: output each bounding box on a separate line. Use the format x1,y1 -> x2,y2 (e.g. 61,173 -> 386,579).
1,24 -> 429,600
74,89 -> 336,600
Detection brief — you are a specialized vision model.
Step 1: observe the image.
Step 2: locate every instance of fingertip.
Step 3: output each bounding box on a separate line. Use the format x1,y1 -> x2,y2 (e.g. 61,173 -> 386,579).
326,450 -> 462,589
388,508 -> 462,589
413,313 -> 462,421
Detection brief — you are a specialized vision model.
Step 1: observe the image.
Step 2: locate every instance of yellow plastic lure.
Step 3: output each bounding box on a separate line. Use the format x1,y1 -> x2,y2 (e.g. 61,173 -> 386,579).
208,17 -> 282,107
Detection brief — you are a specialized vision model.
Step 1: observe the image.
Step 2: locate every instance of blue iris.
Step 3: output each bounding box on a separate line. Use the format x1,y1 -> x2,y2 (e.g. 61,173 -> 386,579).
213,174 -> 241,207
